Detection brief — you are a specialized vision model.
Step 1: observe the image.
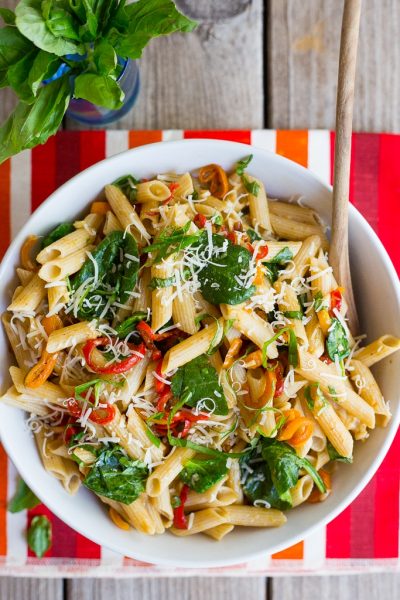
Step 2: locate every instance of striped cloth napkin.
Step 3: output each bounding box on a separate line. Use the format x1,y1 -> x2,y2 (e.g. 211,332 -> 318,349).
0,129 -> 399,577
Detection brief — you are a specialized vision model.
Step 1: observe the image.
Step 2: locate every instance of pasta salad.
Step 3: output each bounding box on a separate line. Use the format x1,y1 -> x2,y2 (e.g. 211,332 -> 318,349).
2,156 -> 400,540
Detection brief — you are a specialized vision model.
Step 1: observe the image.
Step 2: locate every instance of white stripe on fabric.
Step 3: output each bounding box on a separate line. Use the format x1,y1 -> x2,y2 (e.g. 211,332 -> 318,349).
100,545 -> 125,566
106,131 -> 129,158
10,150 -> 32,237
303,525 -> 327,569
6,461 -> 28,565
251,129 -> 277,153
162,130 -> 184,141
308,130 -> 331,184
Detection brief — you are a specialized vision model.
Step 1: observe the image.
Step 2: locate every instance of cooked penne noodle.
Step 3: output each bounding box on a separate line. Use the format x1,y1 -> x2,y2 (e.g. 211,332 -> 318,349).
170,508 -> 227,536
151,257 -> 174,332
146,448 -> 195,497
38,246 -> 93,282
136,180 -> 171,203
105,184 -> 150,242
350,359 -> 391,426
36,228 -> 95,264
172,290 -> 198,335
103,210 -> 123,235
221,304 -> 278,358
268,200 -> 319,224
46,321 -> 98,353
270,213 -> 328,250
203,523 -> 234,541
353,335 -> 400,367
224,505 -> 286,527
290,475 -> 314,507
246,177 -> 272,233
35,428 -> 80,494
7,274 -> 46,313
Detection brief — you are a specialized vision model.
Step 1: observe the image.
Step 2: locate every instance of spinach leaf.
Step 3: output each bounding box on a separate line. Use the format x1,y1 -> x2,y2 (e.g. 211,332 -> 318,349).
7,48 -> 39,102
246,228 -> 261,242
288,328 -> 299,368
28,49 -> 62,96
240,442 -> 292,510
283,310 -> 303,320
27,515 -> 51,558
72,231 -> 139,319
242,176 -> 260,196
0,74 -> 70,164
142,222 -> 200,263
8,479 -> 40,513
0,26 -> 34,88
112,174 -> 140,203
114,0 -> 197,60
115,311 -> 149,339
235,154 -> 253,176
180,456 -> 228,493
194,232 -> 255,305
15,0 -> 84,56
148,275 -> 175,290
326,318 -> 350,362
83,445 -> 148,504
327,440 -> 352,464
263,246 -> 293,283
313,291 -> 325,312
42,222 -> 74,248
74,72 -> 124,110
171,354 -> 228,416
0,8 -> 16,25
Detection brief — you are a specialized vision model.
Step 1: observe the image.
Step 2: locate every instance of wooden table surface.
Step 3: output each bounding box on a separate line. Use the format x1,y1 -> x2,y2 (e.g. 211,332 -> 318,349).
0,0 -> 399,598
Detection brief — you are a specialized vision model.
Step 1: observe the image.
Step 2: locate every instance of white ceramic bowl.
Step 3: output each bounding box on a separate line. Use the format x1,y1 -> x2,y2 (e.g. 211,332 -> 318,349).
0,139 -> 399,568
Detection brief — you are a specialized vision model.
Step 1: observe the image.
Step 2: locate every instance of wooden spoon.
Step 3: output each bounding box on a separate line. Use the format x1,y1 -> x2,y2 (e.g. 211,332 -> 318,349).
329,0 -> 362,335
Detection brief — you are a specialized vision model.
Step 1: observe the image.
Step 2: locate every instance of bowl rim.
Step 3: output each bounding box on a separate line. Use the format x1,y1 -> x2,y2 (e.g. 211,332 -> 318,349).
0,138 -> 399,568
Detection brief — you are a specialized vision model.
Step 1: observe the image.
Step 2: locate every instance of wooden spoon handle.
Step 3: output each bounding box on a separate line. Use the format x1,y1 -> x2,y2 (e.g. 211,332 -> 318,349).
329,0 -> 362,335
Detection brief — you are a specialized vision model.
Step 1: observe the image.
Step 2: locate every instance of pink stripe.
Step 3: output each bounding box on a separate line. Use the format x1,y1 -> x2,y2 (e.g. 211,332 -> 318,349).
378,134 -> 400,273
374,432 -> 400,558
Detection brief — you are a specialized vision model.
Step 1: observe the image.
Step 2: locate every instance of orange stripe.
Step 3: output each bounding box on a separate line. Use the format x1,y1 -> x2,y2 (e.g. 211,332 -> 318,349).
0,159 -> 11,259
276,130 -> 308,167
0,444 -> 8,556
272,540 -> 304,560
128,131 -> 162,148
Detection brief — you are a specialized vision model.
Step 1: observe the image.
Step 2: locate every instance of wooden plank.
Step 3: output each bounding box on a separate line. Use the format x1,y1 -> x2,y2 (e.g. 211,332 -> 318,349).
268,0 -> 400,132
66,0 -> 264,130
0,577 -> 63,600
66,577 -> 267,600
271,573 -> 400,600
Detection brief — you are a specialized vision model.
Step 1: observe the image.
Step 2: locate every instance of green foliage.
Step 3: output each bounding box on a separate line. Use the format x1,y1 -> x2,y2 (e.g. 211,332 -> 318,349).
8,479 -> 40,513
263,246 -> 293,284
326,318 -> 350,362
115,311 -> 149,339
42,222 -> 74,248
171,354 -> 228,416
142,222 -> 201,263
327,440 -> 352,463
180,456 -> 228,493
83,445 -> 148,504
27,515 -> 51,558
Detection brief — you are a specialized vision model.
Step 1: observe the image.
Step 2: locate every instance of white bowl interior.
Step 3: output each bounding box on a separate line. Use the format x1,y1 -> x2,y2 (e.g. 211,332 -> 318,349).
0,139 -> 399,567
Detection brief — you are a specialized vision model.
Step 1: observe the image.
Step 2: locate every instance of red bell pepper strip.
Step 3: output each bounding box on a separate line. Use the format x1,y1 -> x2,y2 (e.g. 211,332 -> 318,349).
173,484 -> 189,529
154,359 -> 167,394
320,354 -> 333,365
83,337 -> 145,374
67,396 -> 116,425
157,389 -> 173,412
256,245 -> 269,261
162,182 -> 180,205
194,213 -> 207,228
63,423 -> 80,445
330,288 -> 343,313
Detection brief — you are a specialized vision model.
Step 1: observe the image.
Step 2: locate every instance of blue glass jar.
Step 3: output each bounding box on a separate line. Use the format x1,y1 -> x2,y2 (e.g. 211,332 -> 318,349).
45,58 -> 140,126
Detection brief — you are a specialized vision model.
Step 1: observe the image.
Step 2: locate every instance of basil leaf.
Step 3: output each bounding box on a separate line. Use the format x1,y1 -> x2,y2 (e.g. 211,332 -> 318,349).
8,479 -> 40,513
242,175 -> 260,196
263,246 -> 293,283
83,445 -> 148,504
235,154 -> 253,176
0,8 -> 16,24
194,232 -> 255,305
0,25 -> 34,88
288,328 -> 299,368
326,318 -> 350,362
246,228 -> 261,242
327,440 -> 352,464
0,74 -> 70,165
112,174 -> 140,202
15,0 -> 84,57
148,276 -> 175,290
262,327 -> 290,367
7,47 -> 61,102
171,354 -> 228,416
45,6 -> 81,41
142,223 -> 200,263
180,457 -> 228,493
283,310 -> 303,320
115,0 -> 197,60
313,291 -> 324,312
42,222 -> 74,248
74,72 -> 124,110
27,515 -> 51,558
115,311 -> 149,339
93,40 -> 117,76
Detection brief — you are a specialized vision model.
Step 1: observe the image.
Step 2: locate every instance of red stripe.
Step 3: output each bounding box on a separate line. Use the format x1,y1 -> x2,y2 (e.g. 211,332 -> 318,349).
27,505 -> 53,558
31,137 -> 57,211
378,133 -> 400,273
56,131 -> 81,187
0,159 -> 11,258
326,505 -> 352,558
80,131 -> 106,171
374,432 -> 400,557
349,478 -> 377,558
75,533 -> 101,560
351,133 -> 380,231
0,444 -> 8,556
183,130 -> 251,144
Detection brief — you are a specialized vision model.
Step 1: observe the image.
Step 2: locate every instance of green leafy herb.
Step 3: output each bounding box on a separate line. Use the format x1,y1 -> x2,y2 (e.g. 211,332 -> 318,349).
223,318 -> 235,337
242,175 -> 260,196
144,424 -> 161,448
326,318 -> 350,362
262,327 -> 290,367
8,479 -> 40,513
246,228 -> 261,242
142,222 -> 201,263
288,328 -> 299,367
327,440 -> 352,464
180,456 -> 228,493
149,275 -> 175,290
27,515 -> 51,558
0,0 -> 197,163
313,291 -> 324,312
263,247 -> 293,283
112,174 -> 140,203
194,232 -> 256,305
194,314 -> 223,354
72,230 -> 139,319
41,222 -> 74,248
115,311 -> 149,339
83,445 -> 148,504
235,154 -> 253,176
171,354 -> 228,415
283,310 -> 303,320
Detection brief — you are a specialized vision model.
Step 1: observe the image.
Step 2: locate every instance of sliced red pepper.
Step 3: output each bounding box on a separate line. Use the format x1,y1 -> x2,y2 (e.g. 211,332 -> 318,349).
320,353 -> 333,365
63,423 -> 80,445
256,245 -> 269,261
157,389 -> 173,412
67,398 -> 82,419
173,484 -> 189,529
226,231 -> 236,244
330,288 -> 343,313
162,182 -> 180,205
194,213 -> 207,228
89,404 -> 116,425
154,359 -> 167,394
247,243 -> 254,253
83,337 -> 145,375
